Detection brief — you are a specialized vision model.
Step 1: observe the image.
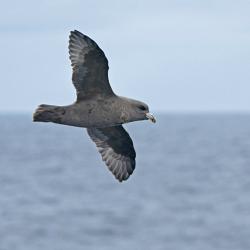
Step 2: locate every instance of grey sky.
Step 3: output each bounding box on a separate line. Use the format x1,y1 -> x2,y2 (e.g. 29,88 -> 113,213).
1,0 -> 249,112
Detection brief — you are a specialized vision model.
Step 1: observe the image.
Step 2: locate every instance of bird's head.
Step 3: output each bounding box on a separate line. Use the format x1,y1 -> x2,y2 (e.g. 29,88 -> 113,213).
121,97 -> 156,123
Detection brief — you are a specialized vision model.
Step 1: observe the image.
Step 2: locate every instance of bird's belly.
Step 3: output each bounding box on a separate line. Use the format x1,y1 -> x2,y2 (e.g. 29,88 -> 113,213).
81,112 -> 120,128
62,104 -> 121,128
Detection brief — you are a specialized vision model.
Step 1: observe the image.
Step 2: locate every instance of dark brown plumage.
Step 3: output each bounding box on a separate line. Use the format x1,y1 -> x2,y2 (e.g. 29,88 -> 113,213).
33,30 -> 155,182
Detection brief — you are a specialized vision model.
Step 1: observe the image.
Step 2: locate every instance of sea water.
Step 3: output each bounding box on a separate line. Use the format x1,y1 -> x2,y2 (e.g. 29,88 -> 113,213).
0,114 -> 250,250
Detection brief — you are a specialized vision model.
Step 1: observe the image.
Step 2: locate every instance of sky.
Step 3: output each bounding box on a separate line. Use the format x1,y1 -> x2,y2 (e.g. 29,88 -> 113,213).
1,0 -> 250,112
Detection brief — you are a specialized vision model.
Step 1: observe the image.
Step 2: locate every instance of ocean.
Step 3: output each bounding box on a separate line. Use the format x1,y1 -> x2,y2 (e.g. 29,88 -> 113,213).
0,114 -> 250,250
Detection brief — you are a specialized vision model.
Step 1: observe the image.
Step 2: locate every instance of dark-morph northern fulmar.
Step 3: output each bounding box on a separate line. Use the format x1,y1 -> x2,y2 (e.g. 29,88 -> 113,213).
33,30 -> 156,182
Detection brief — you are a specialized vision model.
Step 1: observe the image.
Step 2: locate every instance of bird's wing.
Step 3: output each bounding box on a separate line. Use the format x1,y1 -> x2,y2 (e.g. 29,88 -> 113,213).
69,30 -> 115,101
87,125 -> 136,182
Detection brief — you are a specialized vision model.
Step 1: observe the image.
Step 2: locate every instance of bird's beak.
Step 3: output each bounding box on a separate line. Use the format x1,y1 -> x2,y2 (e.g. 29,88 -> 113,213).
146,113 -> 156,123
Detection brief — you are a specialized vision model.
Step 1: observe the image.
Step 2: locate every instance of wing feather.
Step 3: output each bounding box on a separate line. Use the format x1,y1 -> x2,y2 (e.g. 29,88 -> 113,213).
87,126 -> 136,182
69,30 -> 114,100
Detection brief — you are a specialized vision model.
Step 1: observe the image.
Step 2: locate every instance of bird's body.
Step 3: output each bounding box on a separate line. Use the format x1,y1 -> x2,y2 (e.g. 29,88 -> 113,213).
33,30 -> 155,182
35,96 -> 148,128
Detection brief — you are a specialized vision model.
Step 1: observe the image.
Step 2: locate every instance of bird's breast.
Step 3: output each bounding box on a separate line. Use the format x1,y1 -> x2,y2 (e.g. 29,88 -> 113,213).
62,101 -> 122,128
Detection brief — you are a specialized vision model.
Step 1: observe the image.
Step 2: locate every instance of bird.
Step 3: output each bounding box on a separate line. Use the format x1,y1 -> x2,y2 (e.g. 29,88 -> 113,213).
33,30 -> 156,182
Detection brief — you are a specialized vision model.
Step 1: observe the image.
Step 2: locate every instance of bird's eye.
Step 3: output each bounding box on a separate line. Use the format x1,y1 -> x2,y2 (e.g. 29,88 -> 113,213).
138,105 -> 146,111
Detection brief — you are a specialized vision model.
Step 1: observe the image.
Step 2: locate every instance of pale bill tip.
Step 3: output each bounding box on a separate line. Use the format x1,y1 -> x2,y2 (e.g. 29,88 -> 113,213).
146,113 -> 156,123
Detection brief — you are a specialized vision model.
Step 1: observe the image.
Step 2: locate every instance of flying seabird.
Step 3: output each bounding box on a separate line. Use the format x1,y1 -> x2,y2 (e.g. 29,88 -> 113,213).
33,30 -> 156,182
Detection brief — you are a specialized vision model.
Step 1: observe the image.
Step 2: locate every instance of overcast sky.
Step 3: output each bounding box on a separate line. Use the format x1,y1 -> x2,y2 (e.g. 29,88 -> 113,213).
1,0 -> 249,112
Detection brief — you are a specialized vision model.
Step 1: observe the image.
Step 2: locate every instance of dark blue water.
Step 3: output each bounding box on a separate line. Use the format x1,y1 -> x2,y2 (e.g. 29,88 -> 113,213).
1,114 -> 250,250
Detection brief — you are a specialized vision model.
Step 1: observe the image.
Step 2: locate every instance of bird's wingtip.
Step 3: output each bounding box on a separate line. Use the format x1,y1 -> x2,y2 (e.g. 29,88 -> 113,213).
70,30 -> 83,37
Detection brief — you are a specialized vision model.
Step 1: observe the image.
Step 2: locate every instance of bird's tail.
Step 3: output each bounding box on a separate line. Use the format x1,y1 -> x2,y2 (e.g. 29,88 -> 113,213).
33,104 -> 65,123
